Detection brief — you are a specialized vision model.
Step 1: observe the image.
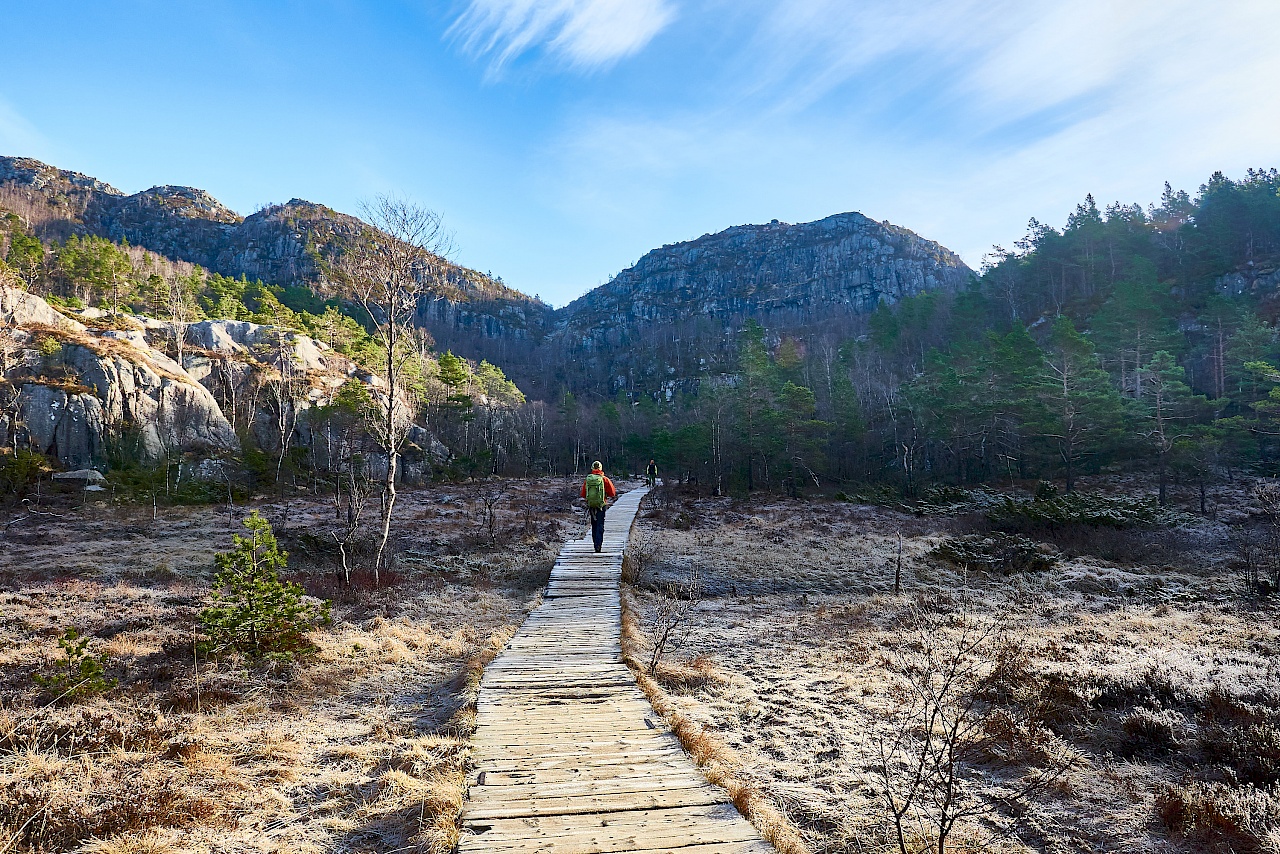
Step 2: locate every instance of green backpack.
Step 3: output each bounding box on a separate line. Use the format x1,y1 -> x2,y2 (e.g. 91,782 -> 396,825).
585,474 -> 606,509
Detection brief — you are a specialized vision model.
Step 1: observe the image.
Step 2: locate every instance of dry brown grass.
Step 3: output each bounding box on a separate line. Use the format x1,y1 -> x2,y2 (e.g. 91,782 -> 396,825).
625,488 -> 1280,853
620,588 -> 813,854
0,479 -> 580,854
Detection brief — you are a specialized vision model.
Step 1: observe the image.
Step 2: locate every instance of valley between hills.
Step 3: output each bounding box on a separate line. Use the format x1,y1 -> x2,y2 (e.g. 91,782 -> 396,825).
2,157 -> 1280,854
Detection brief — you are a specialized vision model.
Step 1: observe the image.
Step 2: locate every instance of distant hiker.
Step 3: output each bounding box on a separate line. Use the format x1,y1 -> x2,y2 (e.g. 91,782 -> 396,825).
646,459 -> 658,489
581,461 -> 617,553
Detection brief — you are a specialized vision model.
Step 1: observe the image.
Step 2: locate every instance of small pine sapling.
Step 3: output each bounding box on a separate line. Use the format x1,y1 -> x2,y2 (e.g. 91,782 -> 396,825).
34,627 -> 116,701
200,511 -> 331,658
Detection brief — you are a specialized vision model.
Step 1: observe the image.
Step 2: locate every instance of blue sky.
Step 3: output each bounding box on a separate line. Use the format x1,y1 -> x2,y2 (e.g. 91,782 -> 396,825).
2,1 -> 1279,307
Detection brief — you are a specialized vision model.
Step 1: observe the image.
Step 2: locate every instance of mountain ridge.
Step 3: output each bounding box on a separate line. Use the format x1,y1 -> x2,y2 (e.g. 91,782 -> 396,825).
1,154 -> 974,398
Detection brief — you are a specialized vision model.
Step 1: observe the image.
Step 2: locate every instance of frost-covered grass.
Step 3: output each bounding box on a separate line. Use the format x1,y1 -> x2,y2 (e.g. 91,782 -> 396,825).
0,478 -> 584,854
627,482 -> 1280,853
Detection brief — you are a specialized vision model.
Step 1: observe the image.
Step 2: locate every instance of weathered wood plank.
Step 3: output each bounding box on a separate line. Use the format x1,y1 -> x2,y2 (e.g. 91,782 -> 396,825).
458,486 -> 774,852
458,804 -> 760,851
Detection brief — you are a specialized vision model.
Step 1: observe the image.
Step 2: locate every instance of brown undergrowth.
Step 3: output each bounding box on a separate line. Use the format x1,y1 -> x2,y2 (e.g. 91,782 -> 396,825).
0,478 -> 583,853
624,479 -> 1280,853
619,587 -> 812,854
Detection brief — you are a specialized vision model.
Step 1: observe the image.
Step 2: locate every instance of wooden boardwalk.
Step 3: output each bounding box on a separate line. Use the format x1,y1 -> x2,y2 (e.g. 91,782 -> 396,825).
458,486 -> 772,854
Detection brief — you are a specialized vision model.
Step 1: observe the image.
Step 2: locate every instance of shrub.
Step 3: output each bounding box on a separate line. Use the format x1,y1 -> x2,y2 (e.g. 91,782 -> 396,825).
0,758 -> 215,850
988,492 -> 1178,529
199,511 -> 330,658
0,702 -> 173,755
1033,480 -> 1059,500
0,448 -> 51,506
622,529 -> 664,585
1156,780 -> 1280,853
932,533 -> 1058,574
33,627 -> 116,702
1120,708 -> 1185,756
914,485 -> 1003,515
1201,722 -> 1280,786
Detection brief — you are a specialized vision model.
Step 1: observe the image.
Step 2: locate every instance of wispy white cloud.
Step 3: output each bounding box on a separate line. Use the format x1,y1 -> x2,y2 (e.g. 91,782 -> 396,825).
449,0 -> 675,75
736,0 -> 1280,142
534,0 -> 1280,281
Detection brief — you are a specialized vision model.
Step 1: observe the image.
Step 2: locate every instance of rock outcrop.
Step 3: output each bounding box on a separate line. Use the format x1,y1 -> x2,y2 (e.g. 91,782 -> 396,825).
0,287 -> 447,475
64,342 -> 239,461
560,212 -> 972,333
17,385 -> 106,469
0,286 -> 87,333
1,286 -> 239,467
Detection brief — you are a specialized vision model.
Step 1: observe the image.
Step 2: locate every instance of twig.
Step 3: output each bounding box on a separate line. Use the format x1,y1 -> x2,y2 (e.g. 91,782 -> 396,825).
0,799 -> 51,854
20,498 -> 62,518
193,631 -> 202,714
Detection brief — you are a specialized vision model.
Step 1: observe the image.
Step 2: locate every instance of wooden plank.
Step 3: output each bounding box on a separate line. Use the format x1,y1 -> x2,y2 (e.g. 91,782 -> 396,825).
471,766 -> 707,788
458,487 -> 774,853
464,786 -> 729,820
458,804 -> 759,851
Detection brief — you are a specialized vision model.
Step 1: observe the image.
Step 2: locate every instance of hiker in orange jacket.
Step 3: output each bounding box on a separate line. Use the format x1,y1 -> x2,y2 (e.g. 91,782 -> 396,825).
581,461 -> 617,553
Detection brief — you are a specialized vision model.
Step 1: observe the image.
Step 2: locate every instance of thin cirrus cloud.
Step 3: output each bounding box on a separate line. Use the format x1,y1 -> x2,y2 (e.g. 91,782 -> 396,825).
449,0 -> 676,74
521,0 -> 1280,291
0,98 -> 49,160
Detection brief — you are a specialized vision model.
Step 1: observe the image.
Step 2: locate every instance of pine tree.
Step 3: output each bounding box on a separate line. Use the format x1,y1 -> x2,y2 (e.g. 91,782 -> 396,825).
1090,258 -> 1179,398
200,511 -> 330,658
1140,351 -> 1211,505
1035,317 -> 1127,492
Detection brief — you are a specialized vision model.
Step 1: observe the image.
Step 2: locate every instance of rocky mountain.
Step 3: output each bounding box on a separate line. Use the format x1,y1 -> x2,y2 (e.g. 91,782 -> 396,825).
516,213 -> 975,398
1,155 -> 974,402
0,156 -> 550,345
564,213 -> 971,325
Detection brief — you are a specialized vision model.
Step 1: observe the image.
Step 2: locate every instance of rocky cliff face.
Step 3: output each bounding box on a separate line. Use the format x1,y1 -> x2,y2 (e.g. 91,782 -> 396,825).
528,213 -> 975,396
0,287 -> 445,473
560,212 -> 972,331
1,287 -> 238,467
0,156 -> 549,343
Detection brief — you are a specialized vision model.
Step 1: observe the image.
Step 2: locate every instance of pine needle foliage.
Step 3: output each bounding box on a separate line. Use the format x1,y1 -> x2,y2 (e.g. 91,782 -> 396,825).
34,627 -> 115,701
200,511 -> 330,658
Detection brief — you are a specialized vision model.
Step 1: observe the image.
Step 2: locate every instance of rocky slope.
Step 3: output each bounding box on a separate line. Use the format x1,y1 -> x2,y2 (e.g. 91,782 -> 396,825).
524,213 -> 975,397
563,212 -> 972,326
0,156 -> 550,344
0,286 -> 445,474
2,156 -> 974,400
0,287 -> 236,467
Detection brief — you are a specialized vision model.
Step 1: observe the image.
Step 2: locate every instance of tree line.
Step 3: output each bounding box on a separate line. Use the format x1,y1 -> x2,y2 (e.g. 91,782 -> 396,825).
5,168 -> 1280,503
555,168 -> 1280,501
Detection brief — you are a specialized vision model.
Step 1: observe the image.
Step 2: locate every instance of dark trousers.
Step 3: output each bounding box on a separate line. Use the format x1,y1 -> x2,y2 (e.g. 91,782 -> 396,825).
589,506 -> 606,551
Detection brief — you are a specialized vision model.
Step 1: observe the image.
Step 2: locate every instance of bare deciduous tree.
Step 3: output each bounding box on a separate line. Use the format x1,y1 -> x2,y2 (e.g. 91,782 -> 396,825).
340,196 -> 452,582
332,459 -> 372,586
876,612 -> 1068,854
1246,482 -> 1280,594
647,565 -> 700,674
478,481 -> 505,544
162,271 -> 198,368
622,528 -> 664,586
266,333 -> 304,494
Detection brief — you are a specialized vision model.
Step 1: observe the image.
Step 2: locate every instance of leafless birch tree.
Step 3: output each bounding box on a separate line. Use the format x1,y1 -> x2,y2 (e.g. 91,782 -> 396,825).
340,196 -> 452,582
875,612 -> 1068,854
